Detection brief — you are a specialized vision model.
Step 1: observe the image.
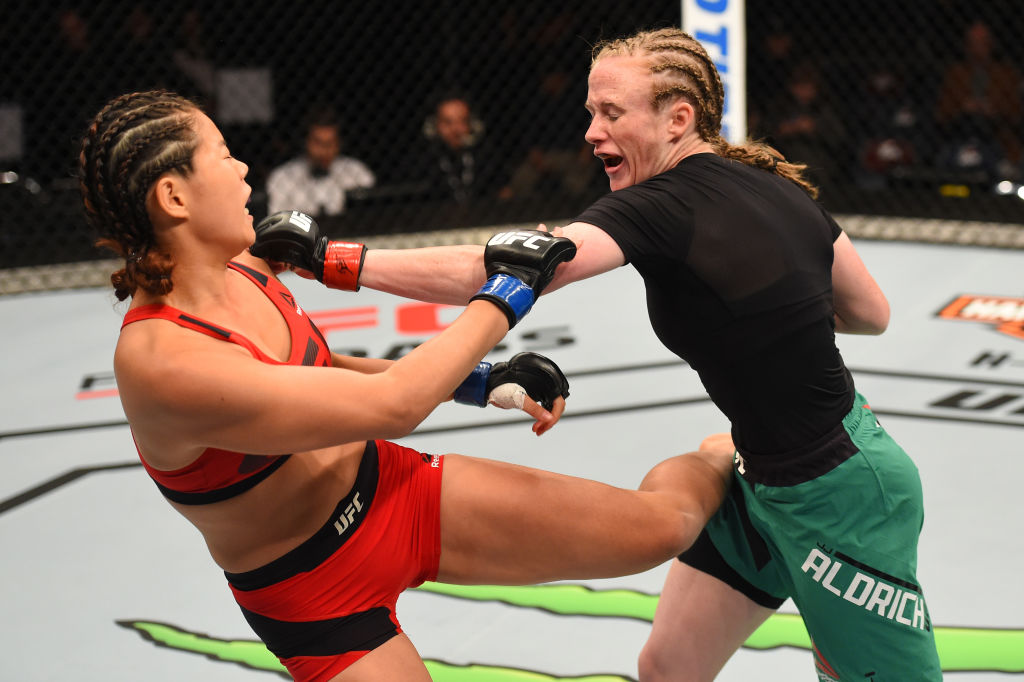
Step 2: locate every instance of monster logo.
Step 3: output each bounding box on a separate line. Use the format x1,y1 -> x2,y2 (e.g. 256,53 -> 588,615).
119,582 -> 1024,680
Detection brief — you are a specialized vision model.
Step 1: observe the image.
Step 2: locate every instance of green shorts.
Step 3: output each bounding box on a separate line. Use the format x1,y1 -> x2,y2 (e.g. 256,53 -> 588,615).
680,393 -> 941,680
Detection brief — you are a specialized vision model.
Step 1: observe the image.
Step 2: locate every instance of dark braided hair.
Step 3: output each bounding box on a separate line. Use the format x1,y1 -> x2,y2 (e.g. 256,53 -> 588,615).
591,27 -> 819,198
79,90 -> 201,300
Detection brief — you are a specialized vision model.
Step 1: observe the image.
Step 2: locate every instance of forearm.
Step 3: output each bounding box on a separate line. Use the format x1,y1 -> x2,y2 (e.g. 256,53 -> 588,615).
359,245 -> 486,304
833,306 -> 889,335
831,232 -> 890,335
332,354 -> 393,373
382,300 -> 508,421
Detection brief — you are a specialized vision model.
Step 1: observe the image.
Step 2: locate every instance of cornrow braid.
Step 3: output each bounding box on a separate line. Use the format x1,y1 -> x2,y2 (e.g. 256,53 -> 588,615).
78,90 -> 201,300
592,27 -> 818,198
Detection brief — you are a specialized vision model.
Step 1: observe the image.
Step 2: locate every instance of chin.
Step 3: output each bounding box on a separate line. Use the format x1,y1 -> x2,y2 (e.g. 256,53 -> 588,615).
607,169 -> 634,192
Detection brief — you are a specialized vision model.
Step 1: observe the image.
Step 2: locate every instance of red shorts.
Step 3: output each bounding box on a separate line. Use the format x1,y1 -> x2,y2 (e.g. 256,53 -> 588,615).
224,440 -> 444,681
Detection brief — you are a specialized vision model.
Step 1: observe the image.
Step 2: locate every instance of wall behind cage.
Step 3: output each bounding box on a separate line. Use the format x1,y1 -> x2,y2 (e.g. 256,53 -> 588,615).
1,0 -> 1023,272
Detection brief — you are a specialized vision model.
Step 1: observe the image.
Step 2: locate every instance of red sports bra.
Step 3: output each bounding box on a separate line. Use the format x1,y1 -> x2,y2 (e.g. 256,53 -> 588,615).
121,261 -> 333,504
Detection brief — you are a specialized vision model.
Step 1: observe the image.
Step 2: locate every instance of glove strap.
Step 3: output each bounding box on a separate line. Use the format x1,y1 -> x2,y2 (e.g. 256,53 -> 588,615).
470,273 -> 534,328
322,241 -> 367,291
454,362 -> 492,407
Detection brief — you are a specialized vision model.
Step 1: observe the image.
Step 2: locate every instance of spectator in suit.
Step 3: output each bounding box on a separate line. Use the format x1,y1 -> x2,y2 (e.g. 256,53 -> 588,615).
266,106 -> 375,217
413,92 -> 494,204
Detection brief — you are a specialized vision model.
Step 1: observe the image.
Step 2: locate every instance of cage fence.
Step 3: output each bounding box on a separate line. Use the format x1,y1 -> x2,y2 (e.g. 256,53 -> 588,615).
1,0 -> 1022,293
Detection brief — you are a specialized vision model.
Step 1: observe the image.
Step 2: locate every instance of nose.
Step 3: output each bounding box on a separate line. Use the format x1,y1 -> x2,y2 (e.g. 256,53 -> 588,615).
584,117 -> 603,146
236,158 -> 249,178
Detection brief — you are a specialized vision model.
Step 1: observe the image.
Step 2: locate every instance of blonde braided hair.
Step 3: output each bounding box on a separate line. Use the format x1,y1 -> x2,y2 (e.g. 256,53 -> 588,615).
592,27 -> 819,198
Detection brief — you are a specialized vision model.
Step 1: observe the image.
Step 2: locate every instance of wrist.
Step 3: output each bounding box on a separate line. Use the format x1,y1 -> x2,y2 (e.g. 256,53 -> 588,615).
454,361 -> 492,407
470,273 -> 534,328
322,241 -> 367,290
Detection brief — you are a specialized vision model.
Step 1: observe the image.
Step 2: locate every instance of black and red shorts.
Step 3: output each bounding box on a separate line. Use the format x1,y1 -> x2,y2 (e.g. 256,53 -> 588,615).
224,440 -> 444,681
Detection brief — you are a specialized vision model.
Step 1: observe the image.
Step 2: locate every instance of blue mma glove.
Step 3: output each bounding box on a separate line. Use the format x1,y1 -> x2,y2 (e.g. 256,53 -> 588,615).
454,352 -> 570,411
470,230 -> 576,328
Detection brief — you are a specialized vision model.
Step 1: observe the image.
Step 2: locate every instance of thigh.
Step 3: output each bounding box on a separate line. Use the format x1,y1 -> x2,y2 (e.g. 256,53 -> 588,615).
787,538 -> 941,681
330,634 -> 431,682
436,453 -> 690,585
639,559 -> 774,682
761,449 -> 941,679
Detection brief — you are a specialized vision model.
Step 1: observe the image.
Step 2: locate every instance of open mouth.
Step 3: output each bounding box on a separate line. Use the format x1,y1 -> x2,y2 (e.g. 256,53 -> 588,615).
602,155 -> 623,172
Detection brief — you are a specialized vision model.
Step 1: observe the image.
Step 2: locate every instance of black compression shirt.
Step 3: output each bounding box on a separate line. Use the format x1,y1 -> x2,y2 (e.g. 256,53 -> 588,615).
575,153 -> 854,457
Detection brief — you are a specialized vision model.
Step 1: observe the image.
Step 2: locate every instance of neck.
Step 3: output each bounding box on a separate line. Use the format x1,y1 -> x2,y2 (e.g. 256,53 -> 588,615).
665,135 -> 716,169
138,238 -> 245,312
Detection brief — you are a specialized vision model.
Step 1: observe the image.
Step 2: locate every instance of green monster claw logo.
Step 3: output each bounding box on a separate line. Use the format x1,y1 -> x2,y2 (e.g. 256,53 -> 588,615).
119,582 -> 1024,679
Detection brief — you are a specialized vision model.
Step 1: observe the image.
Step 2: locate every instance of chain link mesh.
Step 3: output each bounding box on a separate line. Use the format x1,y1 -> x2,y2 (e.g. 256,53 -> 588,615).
1,1 -> 1022,293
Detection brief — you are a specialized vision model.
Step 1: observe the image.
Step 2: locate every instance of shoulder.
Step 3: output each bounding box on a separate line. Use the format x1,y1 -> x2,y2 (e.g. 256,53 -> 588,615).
115,314 -> 245,389
115,311 -> 253,428
114,318 -> 252,465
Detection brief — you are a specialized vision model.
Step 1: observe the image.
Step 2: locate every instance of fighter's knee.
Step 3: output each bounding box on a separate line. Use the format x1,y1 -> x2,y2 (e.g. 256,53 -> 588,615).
635,502 -> 700,565
639,647 -> 709,682
636,645 -> 656,682
638,639 -> 684,682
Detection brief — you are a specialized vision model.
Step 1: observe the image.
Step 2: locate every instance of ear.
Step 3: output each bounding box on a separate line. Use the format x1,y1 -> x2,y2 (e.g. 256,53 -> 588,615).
149,174 -> 189,221
667,99 -> 697,139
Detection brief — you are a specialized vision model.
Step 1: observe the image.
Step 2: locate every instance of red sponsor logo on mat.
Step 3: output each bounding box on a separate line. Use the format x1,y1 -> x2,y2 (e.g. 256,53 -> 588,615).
938,295 -> 1024,341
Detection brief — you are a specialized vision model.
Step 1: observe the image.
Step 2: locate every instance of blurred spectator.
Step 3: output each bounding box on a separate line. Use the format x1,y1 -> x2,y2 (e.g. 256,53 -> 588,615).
762,61 -> 849,189
935,18 -> 1022,181
113,4 -> 178,94
853,65 -> 928,190
497,8 -> 599,204
747,16 -> 802,137
265,106 -> 375,217
171,7 -> 216,102
411,92 -> 496,204
499,66 -> 598,202
34,7 -> 110,183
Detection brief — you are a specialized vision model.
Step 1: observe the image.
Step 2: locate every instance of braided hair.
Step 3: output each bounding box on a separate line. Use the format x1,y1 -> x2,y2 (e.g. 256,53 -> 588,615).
591,27 -> 819,198
79,90 -> 201,300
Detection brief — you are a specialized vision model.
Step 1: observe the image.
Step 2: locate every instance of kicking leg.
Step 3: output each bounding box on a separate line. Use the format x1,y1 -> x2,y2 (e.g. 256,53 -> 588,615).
436,449 -> 731,585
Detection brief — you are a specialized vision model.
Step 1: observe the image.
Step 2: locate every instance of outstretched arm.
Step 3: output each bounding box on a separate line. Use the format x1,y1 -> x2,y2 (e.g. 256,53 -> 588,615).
125,233 -> 576,464
249,211 -> 626,304
358,221 -> 626,301
359,245 -> 487,304
118,299 -> 512,462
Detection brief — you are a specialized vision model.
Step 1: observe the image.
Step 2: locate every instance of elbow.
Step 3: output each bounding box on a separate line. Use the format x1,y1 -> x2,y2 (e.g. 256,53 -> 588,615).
867,300 -> 891,335
373,402 -> 430,440
836,300 -> 890,335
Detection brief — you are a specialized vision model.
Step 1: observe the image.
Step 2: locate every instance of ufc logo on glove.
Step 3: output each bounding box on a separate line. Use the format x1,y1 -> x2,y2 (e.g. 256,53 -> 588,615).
488,231 -> 554,250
